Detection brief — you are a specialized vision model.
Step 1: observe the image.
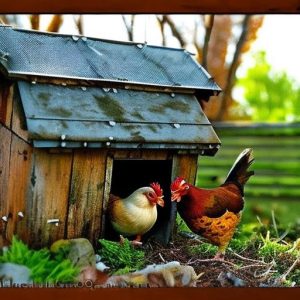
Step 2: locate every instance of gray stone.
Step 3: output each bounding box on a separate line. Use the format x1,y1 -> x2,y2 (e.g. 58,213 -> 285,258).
51,238 -> 96,269
0,263 -> 33,286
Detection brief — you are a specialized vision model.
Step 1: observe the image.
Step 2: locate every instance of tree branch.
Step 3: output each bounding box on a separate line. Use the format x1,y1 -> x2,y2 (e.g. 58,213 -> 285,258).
122,15 -> 136,41
163,15 -> 187,48
74,15 -> 84,35
216,15 -> 251,121
156,15 -> 167,46
202,15 -> 214,69
30,15 -> 40,30
0,15 -> 10,25
46,15 -> 63,33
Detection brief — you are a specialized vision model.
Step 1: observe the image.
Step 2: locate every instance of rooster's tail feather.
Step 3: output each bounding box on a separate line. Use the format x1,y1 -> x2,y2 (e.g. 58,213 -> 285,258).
224,148 -> 254,188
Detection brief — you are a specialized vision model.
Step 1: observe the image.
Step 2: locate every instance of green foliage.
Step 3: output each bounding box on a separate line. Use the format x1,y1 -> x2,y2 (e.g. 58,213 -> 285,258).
176,215 -> 192,233
258,231 -> 293,261
187,242 -> 218,258
0,236 -> 79,283
98,238 -> 145,275
237,51 -> 300,122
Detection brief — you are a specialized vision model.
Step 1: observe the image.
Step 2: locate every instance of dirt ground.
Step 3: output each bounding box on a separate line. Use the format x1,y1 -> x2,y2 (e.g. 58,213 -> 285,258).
144,235 -> 299,287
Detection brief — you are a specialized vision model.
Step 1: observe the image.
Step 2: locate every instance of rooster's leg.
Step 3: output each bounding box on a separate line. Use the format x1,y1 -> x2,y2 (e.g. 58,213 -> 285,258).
131,234 -> 143,246
213,251 -> 225,260
213,244 -> 227,260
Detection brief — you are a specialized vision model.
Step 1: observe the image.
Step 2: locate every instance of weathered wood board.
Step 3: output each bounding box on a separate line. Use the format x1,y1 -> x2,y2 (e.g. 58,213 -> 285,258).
5,134 -> 32,241
172,154 -> 198,184
0,82 -> 13,127
67,149 -> 106,245
26,150 -> 73,247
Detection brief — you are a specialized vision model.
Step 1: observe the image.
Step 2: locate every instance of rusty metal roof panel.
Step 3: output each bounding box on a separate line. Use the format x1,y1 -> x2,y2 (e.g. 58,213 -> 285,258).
18,81 -> 220,152
0,25 -> 221,93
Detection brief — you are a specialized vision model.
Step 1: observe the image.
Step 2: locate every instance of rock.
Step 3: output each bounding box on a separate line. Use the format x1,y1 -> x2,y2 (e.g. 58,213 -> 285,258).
96,261 -> 110,272
100,261 -> 200,287
51,238 -> 95,269
0,263 -> 32,286
217,271 -> 246,287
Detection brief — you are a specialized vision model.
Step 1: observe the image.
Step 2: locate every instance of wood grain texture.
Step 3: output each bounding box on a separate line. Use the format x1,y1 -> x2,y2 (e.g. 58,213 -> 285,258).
0,83 -> 13,127
5,134 -> 32,242
101,155 -> 113,237
112,150 -> 169,160
171,154 -> 198,185
26,150 -> 73,247
11,88 -> 29,142
0,125 -> 12,237
67,149 -> 106,245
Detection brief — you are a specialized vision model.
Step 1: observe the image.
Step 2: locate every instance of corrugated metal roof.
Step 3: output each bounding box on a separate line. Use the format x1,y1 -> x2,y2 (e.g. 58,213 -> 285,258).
0,25 -> 221,93
18,81 -> 220,153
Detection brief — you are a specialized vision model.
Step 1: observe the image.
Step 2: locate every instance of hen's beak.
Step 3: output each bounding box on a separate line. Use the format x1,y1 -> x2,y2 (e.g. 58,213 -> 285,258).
171,192 -> 181,202
156,196 -> 165,207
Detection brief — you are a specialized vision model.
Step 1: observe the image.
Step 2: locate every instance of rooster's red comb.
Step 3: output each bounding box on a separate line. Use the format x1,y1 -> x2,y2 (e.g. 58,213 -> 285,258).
150,182 -> 163,197
170,177 -> 186,191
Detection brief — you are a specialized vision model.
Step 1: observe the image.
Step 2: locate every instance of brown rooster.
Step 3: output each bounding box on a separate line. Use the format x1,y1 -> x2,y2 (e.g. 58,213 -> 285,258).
108,182 -> 164,245
171,148 -> 254,259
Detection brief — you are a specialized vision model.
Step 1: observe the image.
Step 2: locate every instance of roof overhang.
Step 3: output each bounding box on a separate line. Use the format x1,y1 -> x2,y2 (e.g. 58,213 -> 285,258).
18,81 -> 221,155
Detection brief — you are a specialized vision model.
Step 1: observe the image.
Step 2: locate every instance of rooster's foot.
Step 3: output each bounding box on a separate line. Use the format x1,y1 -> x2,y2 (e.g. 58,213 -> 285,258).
213,252 -> 225,260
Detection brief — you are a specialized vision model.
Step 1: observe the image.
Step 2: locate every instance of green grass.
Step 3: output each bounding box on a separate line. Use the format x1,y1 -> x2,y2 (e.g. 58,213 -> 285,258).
98,238 -> 145,275
0,236 -> 79,283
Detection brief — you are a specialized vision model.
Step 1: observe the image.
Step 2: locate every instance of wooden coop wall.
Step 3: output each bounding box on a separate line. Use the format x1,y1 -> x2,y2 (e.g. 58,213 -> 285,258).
1,81 -> 199,247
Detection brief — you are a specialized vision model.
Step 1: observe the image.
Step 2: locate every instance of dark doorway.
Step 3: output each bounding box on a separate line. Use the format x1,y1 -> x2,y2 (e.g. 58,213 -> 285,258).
105,159 -> 175,245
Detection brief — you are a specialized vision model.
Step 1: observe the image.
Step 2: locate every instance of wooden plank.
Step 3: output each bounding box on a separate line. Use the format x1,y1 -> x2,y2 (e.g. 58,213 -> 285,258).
26,150 -> 73,248
67,149 -> 106,246
112,150 -> 169,160
100,154 -> 113,237
0,83 -> 14,127
11,87 -> 29,141
5,134 -> 32,242
0,125 -> 12,238
219,136 -> 300,146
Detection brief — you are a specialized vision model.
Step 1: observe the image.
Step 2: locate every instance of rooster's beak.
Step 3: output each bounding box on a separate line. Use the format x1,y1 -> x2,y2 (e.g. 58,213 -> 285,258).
156,197 -> 164,207
171,192 -> 181,202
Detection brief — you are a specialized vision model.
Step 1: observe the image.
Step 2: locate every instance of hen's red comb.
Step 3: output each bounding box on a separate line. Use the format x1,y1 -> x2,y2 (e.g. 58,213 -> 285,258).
170,177 -> 186,191
150,182 -> 163,197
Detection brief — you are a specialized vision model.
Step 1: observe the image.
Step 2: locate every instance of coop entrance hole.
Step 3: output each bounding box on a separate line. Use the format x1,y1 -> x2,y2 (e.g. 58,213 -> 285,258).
105,159 -> 174,245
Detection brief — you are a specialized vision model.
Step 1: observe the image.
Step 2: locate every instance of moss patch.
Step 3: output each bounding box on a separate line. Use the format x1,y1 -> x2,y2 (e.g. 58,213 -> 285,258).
149,100 -> 190,114
131,111 -> 145,120
38,92 -> 51,105
49,107 -> 72,118
94,95 -> 126,121
147,124 -> 158,133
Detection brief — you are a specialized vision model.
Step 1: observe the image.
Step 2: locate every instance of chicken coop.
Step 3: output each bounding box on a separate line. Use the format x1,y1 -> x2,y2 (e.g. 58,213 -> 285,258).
0,25 -> 221,248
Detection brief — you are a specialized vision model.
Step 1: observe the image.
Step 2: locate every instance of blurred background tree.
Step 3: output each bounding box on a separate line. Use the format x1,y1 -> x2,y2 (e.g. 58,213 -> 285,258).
236,51 -> 300,122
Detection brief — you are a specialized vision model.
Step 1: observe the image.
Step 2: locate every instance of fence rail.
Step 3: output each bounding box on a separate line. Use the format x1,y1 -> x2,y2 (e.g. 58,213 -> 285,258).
197,122 -> 300,202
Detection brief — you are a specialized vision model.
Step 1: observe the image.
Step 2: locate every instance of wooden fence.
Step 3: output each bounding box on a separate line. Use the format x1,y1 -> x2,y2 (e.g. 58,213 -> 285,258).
197,123 -> 300,203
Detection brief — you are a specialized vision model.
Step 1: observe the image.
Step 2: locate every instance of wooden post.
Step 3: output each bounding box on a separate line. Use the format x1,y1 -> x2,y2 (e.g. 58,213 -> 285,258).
170,154 -> 199,240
